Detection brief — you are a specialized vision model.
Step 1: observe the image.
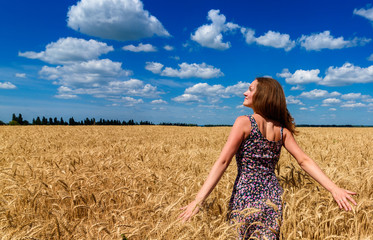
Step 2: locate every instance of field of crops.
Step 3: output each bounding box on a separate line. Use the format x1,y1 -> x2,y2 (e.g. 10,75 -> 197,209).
1,126 -> 372,239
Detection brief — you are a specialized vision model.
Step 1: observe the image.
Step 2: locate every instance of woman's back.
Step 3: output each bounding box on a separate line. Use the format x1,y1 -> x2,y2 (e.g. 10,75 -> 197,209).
228,114 -> 283,239
252,114 -> 283,142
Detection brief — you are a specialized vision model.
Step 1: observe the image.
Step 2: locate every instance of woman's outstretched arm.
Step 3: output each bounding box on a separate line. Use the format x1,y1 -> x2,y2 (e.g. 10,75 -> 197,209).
178,116 -> 250,222
282,128 -> 357,211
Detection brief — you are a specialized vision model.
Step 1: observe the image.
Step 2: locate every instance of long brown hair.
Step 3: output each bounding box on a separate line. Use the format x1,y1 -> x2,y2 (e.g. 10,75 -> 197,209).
252,77 -> 297,135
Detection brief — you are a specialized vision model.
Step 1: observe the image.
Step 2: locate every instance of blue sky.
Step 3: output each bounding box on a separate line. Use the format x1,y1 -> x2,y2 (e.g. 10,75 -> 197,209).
1,0 -> 373,125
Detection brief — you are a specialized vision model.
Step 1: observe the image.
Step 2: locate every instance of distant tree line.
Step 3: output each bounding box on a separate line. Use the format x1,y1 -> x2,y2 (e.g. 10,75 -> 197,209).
1,113 -> 197,126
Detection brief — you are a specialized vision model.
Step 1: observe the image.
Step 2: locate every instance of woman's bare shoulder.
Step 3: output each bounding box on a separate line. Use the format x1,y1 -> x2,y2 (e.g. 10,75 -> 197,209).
234,115 -> 251,126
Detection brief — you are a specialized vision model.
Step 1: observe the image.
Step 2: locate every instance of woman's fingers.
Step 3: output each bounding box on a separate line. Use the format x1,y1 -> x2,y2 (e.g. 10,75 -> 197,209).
346,190 -> 357,195
333,188 -> 358,211
346,195 -> 357,206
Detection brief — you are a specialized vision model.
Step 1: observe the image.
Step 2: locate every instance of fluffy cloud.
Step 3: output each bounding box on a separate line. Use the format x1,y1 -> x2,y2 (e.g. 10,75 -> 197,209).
290,85 -> 305,91
191,9 -> 240,50
299,31 -> 370,51
55,86 -> 78,99
0,82 -> 17,89
116,96 -> 144,106
151,99 -> 167,104
145,62 -> 164,74
19,37 -> 113,64
278,63 -> 373,86
173,81 -> 249,104
39,59 -> 131,88
67,0 -> 170,41
341,102 -> 366,108
279,69 -> 322,85
341,93 -> 362,100
300,89 -> 340,99
354,6 -> 373,21
286,96 -> 304,105
225,81 -> 249,97
241,28 -> 256,44
145,62 -> 224,79
55,78 -> 161,99
122,43 -> 157,52
255,31 -> 296,51
320,63 -> 373,86
322,98 -> 341,106
172,94 -> 203,103
241,29 -> 296,51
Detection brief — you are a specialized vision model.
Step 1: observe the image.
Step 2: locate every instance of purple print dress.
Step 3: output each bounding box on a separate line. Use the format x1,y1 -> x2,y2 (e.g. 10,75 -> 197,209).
228,115 -> 284,240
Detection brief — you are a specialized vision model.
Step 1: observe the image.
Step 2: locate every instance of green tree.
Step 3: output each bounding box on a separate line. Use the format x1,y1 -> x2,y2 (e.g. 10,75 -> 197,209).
35,117 -> 42,125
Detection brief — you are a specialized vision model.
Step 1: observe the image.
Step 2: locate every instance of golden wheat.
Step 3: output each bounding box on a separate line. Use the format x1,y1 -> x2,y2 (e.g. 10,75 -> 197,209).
0,126 -> 372,239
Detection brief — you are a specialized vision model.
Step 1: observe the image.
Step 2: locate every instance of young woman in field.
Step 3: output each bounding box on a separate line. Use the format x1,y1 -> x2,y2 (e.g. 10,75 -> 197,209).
179,77 -> 357,239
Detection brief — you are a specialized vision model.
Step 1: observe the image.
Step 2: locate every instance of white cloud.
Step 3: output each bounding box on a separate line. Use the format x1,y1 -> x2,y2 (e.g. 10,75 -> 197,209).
191,9 -> 240,50
300,89 -> 341,99
354,7 -> 373,21
151,99 -> 167,104
299,31 -> 370,51
322,98 -> 341,106
341,102 -> 366,108
67,0 -> 170,41
185,83 -> 226,103
290,85 -> 305,91
173,81 -> 250,104
329,108 -> 337,111
277,68 -> 292,78
362,95 -> 373,102
54,78 -> 161,100
241,28 -> 256,44
172,94 -> 203,103
162,63 -> 224,79
107,79 -> 161,97
55,86 -> 78,99
255,31 -> 296,51
39,59 -> 131,88
225,81 -> 250,97
341,93 -> 362,100
0,82 -> 17,89
300,107 -> 308,111
146,62 -> 223,79
119,96 -> 144,106
164,45 -> 174,51
320,63 -> 373,86
286,96 -> 304,105
145,62 -> 164,74
280,69 -> 322,85
15,73 -> 26,78
19,37 -> 113,64
122,43 -> 157,52
279,63 -> 373,87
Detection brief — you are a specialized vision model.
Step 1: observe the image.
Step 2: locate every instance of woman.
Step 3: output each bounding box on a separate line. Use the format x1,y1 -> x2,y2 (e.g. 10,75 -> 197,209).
179,77 -> 357,239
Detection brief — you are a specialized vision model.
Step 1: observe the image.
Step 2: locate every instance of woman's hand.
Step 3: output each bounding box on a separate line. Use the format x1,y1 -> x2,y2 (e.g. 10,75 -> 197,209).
178,200 -> 201,222
331,187 -> 357,211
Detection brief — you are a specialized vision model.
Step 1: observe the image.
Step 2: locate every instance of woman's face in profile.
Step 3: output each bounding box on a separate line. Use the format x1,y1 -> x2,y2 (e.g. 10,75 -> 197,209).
243,80 -> 258,108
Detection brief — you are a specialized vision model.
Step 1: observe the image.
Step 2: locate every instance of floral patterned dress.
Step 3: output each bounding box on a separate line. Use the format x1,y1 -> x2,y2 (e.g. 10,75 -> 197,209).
228,115 -> 284,240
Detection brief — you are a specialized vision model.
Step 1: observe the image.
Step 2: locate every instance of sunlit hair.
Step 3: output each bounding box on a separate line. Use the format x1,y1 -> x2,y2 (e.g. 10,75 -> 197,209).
253,77 -> 297,135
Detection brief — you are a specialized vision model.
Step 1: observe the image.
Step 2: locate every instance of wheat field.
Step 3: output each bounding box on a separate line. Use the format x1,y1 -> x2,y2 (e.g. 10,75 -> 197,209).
0,126 -> 372,239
